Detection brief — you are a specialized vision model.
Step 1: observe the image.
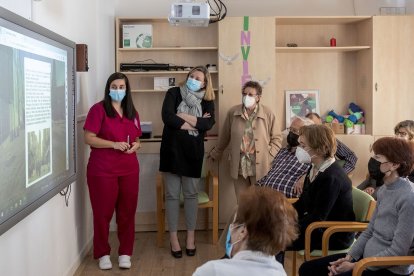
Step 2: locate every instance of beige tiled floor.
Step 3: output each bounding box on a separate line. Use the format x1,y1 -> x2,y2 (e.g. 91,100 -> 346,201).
74,231 -> 302,276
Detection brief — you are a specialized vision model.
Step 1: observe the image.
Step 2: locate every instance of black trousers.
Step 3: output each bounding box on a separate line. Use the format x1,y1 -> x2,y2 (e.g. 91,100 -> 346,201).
299,253 -> 410,276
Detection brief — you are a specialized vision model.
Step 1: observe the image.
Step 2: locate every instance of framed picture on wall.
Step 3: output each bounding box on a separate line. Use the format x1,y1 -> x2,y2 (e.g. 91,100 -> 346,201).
285,90 -> 320,127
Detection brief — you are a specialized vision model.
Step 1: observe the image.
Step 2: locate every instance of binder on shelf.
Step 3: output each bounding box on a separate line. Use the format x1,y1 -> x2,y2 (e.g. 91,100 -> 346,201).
123,24 -> 152,48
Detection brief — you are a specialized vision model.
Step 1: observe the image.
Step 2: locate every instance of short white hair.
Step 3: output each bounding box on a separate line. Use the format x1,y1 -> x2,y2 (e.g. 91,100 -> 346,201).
291,116 -> 314,127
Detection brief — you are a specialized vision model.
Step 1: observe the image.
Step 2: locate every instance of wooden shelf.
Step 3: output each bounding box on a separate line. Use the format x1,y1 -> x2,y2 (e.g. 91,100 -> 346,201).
122,71 -> 219,75
132,88 -> 219,93
140,136 -> 218,143
141,138 -> 162,142
131,89 -> 167,93
276,46 -> 370,53
118,47 -> 218,51
275,16 -> 371,25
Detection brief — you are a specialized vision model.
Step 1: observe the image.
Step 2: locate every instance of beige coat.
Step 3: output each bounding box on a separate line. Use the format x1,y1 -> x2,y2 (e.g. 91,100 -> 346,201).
210,104 -> 282,180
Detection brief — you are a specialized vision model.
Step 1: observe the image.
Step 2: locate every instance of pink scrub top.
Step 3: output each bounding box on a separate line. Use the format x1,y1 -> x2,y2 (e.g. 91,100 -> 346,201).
84,102 -> 142,176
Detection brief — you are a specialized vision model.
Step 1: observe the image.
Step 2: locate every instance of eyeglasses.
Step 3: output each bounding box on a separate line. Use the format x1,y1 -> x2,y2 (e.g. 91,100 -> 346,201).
395,131 -> 408,137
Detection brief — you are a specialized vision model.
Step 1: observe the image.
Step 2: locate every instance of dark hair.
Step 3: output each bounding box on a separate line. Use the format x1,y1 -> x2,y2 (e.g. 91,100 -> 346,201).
299,124 -> 337,158
394,120 -> 414,140
103,72 -> 137,120
235,186 -> 298,255
242,81 -> 263,96
372,137 -> 414,177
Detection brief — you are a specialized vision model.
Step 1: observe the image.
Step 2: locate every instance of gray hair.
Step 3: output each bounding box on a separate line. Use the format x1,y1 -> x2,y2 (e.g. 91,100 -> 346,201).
292,116 -> 315,127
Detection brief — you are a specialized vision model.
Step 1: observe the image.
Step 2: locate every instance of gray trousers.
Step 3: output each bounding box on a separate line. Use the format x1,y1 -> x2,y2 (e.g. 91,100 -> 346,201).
164,172 -> 199,232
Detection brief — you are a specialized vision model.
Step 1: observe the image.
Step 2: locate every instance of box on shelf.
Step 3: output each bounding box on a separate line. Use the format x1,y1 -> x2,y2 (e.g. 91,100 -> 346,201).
154,77 -> 175,91
345,124 -> 365,135
324,123 -> 344,134
140,121 -> 152,139
122,24 -> 152,48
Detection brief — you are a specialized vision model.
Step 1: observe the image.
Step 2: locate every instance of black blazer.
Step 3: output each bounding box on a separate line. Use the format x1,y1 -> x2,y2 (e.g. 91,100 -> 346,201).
159,87 -> 215,178
292,161 -> 355,250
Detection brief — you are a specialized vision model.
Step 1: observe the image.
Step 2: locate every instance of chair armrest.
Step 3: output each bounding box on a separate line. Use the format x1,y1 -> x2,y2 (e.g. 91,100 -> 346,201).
304,221 -> 368,261
352,256 -> 414,276
287,198 -> 298,204
321,223 -> 368,257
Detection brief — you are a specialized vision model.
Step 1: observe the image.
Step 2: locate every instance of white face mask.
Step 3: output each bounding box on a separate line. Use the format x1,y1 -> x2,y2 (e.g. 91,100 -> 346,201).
295,146 -> 312,163
242,95 -> 256,108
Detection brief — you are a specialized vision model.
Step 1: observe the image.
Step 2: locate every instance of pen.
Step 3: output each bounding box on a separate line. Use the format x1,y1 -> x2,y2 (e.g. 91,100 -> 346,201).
127,135 -> 130,145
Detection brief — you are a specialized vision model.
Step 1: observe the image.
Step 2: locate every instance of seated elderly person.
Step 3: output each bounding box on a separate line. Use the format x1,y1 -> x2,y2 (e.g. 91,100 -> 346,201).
193,186 -> 298,276
291,124 -> 355,250
258,115 -> 356,198
306,112 -> 357,174
276,124 -> 355,265
299,137 -> 414,276
257,116 -> 314,197
358,119 -> 414,199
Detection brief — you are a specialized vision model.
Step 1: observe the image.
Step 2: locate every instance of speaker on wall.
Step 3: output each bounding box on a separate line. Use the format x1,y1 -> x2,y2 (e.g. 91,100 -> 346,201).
76,44 -> 89,72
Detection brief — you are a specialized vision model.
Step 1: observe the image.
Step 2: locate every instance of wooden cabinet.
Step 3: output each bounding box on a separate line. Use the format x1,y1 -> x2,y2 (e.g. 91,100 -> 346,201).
115,18 -> 219,140
372,16 -> 414,136
275,16 -> 373,133
272,16 -> 414,184
115,16 -> 414,229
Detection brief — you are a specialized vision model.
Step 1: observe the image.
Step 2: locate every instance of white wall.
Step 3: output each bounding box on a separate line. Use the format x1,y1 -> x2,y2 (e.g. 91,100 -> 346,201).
0,0 -> 412,275
0,1 -> 115,275
0,0 -> 31,19
115,0 -> 413,17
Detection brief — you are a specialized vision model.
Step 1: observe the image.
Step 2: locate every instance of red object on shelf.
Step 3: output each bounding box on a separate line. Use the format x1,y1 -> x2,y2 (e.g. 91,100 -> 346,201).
330,37 -> 336,47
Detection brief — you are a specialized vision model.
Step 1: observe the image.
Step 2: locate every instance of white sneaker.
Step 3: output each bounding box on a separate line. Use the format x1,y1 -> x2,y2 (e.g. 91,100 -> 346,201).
118,255 -> 131,269
98,255 -> 112,270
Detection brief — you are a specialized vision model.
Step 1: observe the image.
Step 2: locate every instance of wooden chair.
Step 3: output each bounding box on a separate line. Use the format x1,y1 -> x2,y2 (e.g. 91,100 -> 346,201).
156,169 -> 219,247
353,256 -> 414,276
290,187 -> 377,276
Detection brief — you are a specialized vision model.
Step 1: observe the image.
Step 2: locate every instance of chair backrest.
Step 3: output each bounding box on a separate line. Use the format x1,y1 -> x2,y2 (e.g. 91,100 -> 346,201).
352,186 -> 376,222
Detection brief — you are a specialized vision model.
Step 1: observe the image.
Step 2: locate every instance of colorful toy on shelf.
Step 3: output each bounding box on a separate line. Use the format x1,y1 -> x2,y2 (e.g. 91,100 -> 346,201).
326,110 -> 345,123
344,102 -> 364,128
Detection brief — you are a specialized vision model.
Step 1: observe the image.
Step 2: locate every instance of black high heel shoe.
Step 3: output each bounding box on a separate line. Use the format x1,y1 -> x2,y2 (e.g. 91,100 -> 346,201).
185,247 -> 196,256
170,243 -> 182,259
185,236 -> 196,256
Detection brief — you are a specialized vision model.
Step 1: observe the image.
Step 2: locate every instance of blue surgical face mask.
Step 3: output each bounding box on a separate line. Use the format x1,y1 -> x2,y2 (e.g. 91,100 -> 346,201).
186,77 -> 203,92
225,223 -> 244,258
109,89 -> 126,102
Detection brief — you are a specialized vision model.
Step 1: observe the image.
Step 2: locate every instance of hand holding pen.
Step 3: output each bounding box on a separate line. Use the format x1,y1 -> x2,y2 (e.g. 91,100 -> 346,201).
125,135 -> 141,154
112,135 -> 131,152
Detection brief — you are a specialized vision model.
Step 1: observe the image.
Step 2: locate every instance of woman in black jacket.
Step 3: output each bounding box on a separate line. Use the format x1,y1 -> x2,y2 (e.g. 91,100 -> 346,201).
277,124 -> 355,264
159,66 -> 215,258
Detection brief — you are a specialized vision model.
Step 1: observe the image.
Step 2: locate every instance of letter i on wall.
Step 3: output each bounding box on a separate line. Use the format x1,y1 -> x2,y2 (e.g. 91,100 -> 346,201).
241,16 -> 251,85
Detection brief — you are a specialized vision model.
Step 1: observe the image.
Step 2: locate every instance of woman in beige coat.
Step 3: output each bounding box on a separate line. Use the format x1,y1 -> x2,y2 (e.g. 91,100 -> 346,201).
209,81 -> 282,201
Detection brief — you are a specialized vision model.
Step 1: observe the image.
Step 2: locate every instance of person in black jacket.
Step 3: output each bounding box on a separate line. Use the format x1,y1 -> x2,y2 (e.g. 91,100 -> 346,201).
276,124 -> 355,264
159,66 -> 215,258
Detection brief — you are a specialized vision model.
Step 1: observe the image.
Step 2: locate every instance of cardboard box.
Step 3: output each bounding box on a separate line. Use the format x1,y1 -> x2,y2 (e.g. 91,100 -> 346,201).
154,77 -> 175,91
123,24 -> 152,48
324,123 -> 344,134
345,124 -> 365,135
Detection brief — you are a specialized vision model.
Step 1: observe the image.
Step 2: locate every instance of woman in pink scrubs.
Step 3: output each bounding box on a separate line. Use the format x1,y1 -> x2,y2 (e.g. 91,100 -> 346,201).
84,72 -> 141,270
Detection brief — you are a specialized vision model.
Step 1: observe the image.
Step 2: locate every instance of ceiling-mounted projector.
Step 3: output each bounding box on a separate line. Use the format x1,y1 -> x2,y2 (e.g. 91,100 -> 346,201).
168,2 -> 210,27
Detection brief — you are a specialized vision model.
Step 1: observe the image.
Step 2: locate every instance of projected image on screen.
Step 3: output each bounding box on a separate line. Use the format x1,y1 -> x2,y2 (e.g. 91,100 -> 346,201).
0,13 -> 76,233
